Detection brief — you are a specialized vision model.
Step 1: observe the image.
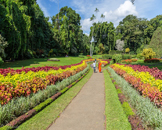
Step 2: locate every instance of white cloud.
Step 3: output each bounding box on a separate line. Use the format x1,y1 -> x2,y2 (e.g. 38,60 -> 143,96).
79,0 -> 138,34
114,0 -> 138,17
80,18 -> 93,31
72,0 -> 156,35
37,0 -> 50,17
49,0 -> 58,3
84,33 -> 89,36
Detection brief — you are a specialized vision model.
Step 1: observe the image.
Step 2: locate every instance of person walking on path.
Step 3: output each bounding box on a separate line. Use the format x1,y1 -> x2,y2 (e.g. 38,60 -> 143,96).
93,61 -> 96,73
98,61 -> 102,73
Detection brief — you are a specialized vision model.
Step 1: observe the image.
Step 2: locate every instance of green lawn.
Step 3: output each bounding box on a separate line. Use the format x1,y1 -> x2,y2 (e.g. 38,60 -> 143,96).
16,68 -> 93,130
91,54 -> 102,59
0,56 -> 89,70
104,70 -> 131,130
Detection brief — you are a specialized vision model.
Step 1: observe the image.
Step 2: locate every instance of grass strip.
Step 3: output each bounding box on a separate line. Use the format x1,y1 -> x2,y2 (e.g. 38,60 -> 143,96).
16,68 -> 93,130
104,70 -> 131,130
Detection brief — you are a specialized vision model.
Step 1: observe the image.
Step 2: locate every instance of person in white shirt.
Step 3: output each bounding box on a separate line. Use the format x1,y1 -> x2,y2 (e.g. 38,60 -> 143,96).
93,61 -> 96,73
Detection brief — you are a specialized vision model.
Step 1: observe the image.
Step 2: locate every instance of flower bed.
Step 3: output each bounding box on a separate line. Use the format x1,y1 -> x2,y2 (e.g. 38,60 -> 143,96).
0,67 -> 90,129
108,67 -> 162,129
98,59 -> 110,66
144,58 -> 161,63
121,59 -> 137,63
0,59 -> 110,105
110,64 -> 162,106
0,59 -> 95,105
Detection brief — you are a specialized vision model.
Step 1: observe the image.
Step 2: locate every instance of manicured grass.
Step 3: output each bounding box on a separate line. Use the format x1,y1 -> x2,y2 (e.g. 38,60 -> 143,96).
104,70 -> 131,130
0,56 -> 88,69
92,54 -> 102,59
16,68 -> 93,130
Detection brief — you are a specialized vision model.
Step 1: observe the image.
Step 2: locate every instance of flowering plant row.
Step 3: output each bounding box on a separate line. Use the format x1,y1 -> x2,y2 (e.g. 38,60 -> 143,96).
144,58 -> 161,63
121,59 -> 138,63
99,59 -> 110,66
123,64 -> 162,80
0,61 -> 90,77
110,64 -> 162,106
0,59 -> 110,105
0,59 -> 95,105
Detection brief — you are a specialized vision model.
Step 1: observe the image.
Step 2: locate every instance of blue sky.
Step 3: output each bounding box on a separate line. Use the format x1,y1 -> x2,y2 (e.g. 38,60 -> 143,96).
37,0 -> 162,35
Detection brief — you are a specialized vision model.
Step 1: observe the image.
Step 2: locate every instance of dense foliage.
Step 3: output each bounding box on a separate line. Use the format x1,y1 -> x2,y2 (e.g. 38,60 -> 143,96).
148,27 -> 162,58
0,1 -> 90,60
89,21 -> 116,54
142,48 -> 156,59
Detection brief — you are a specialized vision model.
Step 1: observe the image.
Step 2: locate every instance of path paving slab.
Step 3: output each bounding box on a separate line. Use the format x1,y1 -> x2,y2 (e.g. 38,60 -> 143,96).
48,72 -> 105,130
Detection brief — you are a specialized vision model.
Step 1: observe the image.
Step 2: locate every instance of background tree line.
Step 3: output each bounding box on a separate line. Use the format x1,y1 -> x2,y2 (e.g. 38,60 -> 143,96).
89,13 -> 162,56
0,0 -> 90,61
1,0 -> 162,61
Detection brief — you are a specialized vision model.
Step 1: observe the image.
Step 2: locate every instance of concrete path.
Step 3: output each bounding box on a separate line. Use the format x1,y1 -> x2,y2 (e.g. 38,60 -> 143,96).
48,70 -> 105,130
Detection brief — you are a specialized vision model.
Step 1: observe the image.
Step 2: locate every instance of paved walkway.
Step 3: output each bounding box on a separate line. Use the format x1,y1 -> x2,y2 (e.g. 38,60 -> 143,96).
48,69 -> 105,130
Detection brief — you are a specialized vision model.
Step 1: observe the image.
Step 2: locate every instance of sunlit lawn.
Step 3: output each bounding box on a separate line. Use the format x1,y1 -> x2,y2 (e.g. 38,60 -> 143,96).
0,56 -> 89,70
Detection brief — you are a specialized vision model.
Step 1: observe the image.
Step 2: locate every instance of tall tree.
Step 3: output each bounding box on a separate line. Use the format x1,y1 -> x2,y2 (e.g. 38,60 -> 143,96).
101,14 -> 105,22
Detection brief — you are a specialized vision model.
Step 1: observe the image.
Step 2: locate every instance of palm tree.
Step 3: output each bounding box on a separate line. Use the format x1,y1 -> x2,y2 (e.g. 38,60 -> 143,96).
90,14 -> 96,56
100,14 -> 105,23
94,8 -> 99,19
131,0 -> 135,4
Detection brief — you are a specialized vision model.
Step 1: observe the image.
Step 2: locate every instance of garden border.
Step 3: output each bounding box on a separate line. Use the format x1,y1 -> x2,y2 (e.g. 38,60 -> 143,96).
107,69 -> 144,130
0,68 -> 90,130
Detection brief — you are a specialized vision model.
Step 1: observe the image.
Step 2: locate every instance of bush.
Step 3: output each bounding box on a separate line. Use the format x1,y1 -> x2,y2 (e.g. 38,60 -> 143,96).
142,48 -> 156,59
78,55 -> 84,58
131,59 -> 138,62
0,57 -> 4,66
144,58 -> 160,63
109,50 -> 123,55
137,53 -> 143,59
102,54 -> 113,59
121,59 -> 132,64
131,55 -> 136,58
122,54 -> 131,60
125,48 -> 130,53
112,54 -> 122,63
129,51 -> 135,55
149,27 -> 162,58
122,102 -> 135,118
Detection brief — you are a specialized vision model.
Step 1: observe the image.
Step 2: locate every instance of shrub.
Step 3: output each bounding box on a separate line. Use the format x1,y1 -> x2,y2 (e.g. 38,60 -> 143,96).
131,55 -> 136,58
149,27 -> 162,58
34,98 -> 53,112
112,54 -> 122,63
144,58 -> 160,63
125,48 -> 130,53
78,55 -> 84,58
131,59 -> 138,62
122,54 -> 131,60
109,50 -> 123,55
142,48 -> 156,59
102,54 -> 112,59
121,59 -> 132,64
0,57 -> 4,66
122,102 -> 135,118
129,51 -> 135,55
137,53 -> 143,59
117,89 -> 122,94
